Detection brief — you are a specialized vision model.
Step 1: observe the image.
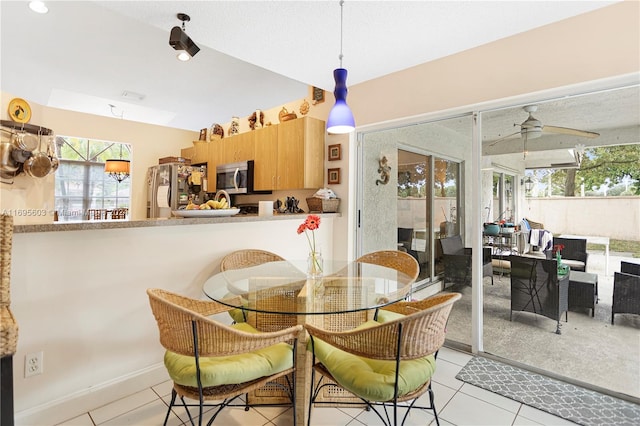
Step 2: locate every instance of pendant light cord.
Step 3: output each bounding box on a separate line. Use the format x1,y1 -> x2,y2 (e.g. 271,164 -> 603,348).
339,0 -> 344,68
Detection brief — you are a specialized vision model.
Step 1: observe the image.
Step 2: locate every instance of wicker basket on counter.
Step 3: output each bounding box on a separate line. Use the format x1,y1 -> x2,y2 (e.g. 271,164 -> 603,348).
306,198 -> 340,213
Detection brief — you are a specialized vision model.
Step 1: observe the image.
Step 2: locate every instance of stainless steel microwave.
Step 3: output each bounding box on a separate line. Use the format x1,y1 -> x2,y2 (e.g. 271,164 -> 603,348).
216,160 -> 255,194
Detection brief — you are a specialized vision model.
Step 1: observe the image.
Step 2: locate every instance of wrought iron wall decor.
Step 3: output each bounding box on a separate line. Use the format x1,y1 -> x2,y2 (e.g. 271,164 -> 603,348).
376,155 -> 391,185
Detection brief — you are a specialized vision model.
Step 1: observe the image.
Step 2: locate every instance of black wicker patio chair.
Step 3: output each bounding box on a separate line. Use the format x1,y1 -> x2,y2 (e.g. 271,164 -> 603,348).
611,261 -> 640,325
553,237 -> 588,272
439,235 -> 493,287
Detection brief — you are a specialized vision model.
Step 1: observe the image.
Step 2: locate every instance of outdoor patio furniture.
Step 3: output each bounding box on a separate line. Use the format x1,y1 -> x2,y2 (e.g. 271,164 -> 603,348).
568,270 -> 598,317
621,261 -> 640,276
553,237 -> 588,272
397,227 -> 420,264
439,235 -> 493,287
509,255 -> 569,334
611,261 -> 640,325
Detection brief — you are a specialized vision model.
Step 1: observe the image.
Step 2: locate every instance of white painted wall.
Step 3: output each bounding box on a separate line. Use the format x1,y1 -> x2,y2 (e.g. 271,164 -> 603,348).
11,217 -> 334,424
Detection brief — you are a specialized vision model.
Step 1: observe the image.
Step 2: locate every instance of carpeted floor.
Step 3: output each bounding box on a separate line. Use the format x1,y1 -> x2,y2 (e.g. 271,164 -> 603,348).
456,356 -> 640,426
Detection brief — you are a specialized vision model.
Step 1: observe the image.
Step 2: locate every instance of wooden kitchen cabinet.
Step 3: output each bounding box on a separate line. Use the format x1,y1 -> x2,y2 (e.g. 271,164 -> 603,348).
191,142 -> 209,165
223,131 -> 255,164
206,139 -> 225,189
180,146 -> 194,161
181,143 -> 213,186
253,125 -> 279,190
254,116 -> 325,190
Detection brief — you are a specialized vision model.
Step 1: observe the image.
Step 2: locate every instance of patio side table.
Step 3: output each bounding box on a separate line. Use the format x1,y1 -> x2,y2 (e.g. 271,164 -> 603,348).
568,270 -> 599,317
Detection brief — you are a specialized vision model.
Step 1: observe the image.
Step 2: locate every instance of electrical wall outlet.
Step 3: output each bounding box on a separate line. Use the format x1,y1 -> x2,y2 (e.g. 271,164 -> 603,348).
25,351 -> 43,377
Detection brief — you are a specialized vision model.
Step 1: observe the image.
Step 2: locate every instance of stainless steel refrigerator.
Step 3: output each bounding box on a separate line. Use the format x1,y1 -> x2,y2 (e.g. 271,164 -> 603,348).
147,163 -> 207,218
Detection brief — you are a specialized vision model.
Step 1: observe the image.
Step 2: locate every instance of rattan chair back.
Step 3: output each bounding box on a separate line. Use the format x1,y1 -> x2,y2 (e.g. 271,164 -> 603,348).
220,249 -> 285,272
146,288 -> 302,423
356,250 -> 419,284
306,292 -> 460,361
147,288 -> 301,357
109,208 -> 128,219
305,292 -> 461,425
86,209 -> 106,220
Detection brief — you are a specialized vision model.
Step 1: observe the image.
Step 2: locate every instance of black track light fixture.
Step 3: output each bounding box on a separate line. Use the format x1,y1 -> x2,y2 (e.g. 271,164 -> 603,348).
169,13 -> 200,61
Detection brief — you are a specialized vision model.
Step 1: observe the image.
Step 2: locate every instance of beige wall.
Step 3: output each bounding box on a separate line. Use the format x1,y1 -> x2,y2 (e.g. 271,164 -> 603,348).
349,2 -> 639,127
524,196 -> 640,241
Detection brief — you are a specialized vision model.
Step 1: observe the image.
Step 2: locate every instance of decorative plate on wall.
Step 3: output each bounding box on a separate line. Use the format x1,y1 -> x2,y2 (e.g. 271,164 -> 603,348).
8,98 -> 31,123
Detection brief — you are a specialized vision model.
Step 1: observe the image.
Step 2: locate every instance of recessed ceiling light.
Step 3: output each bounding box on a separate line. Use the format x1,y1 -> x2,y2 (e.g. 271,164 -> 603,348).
29,1 -> 48,14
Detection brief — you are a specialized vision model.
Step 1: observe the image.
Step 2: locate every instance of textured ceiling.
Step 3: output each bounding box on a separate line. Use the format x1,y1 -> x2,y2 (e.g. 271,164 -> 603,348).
0,0 -> 619,132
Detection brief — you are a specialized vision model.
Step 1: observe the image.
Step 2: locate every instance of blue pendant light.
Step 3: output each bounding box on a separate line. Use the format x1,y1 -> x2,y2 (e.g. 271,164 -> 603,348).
327,1 -> 355,134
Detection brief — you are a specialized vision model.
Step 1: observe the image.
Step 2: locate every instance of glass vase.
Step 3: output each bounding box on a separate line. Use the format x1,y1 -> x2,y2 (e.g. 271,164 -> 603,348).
307,251 -> 323,278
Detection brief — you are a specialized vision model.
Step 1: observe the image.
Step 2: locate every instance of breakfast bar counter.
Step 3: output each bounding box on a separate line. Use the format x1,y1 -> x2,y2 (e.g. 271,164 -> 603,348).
10,213 -> 341,423
13,212 -> 340,233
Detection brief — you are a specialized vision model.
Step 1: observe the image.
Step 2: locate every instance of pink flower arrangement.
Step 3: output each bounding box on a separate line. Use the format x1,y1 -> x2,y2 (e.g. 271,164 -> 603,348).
298,214 -> 322,275
297,214 -> 321,254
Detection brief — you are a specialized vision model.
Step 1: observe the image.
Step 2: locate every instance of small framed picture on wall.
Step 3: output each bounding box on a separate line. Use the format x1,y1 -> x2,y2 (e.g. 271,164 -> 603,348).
328,144 -> 341,161
328,168 -> 341,185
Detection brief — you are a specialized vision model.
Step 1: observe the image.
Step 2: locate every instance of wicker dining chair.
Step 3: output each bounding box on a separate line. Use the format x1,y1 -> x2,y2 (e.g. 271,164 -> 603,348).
1,215 -> 18,426
305,292 -> 461,426
219,249 -> 286,324
86,209 -> 106,220
220,249 -> 285,272
109,208 -> 128,220
356,250 -> 420,284
147,288 -> 303,426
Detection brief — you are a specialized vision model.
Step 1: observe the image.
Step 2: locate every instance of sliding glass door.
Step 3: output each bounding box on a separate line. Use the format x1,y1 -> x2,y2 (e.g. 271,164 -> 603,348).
357,115 -> 470,290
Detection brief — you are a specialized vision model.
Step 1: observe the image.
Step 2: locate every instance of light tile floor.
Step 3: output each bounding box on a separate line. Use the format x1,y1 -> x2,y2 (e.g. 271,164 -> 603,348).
55,347 -> 577,426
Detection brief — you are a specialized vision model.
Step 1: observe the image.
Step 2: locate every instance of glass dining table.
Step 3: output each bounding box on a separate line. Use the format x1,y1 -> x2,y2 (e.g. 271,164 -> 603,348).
201,259 -> 415,424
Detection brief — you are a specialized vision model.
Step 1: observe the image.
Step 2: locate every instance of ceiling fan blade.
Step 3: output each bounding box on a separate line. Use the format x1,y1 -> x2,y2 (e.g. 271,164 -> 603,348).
543,125 -> 600,138
487,131 -> 520,147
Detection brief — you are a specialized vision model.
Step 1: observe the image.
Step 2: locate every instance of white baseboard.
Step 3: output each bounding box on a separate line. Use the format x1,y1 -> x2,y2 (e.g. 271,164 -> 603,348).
15,363 -> 168,426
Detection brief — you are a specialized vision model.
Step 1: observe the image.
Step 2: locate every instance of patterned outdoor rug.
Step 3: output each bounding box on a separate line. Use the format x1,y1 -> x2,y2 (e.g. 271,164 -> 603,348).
455,357 -> 640,426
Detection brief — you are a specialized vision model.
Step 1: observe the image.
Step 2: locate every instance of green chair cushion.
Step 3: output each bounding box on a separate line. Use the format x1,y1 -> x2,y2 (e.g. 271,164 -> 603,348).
228,307 -> 246,323
375,309 -> 405,323
223,292 -> 247,323
309,320 -> 436,402
164,322 -> 293,388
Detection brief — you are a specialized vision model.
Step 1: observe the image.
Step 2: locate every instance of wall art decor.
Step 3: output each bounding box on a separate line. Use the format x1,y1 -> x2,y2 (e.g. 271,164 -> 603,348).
328,168 -> 341,185
328,144 -> 341,161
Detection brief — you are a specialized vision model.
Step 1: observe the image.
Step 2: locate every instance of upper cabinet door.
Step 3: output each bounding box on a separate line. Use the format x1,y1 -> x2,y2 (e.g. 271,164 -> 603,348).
223,131 -> 255,163
254,125 -> 278,191
191,142 -> 209,164
276,117 -> 325,190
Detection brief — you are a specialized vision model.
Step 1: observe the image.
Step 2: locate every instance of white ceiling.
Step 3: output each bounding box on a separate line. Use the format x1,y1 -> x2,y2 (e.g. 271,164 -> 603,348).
0,0 -> 619,132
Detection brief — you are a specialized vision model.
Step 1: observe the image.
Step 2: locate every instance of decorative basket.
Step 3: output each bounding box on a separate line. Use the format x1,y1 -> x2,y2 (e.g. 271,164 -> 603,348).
306,198 -> 340,213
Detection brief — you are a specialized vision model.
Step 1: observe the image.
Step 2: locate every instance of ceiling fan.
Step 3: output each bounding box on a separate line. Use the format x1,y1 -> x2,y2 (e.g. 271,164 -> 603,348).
489,105 -> 600,148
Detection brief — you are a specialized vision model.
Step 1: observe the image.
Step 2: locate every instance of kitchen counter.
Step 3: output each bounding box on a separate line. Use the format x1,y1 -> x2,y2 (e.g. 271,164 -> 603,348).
13,212 -> 340,233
